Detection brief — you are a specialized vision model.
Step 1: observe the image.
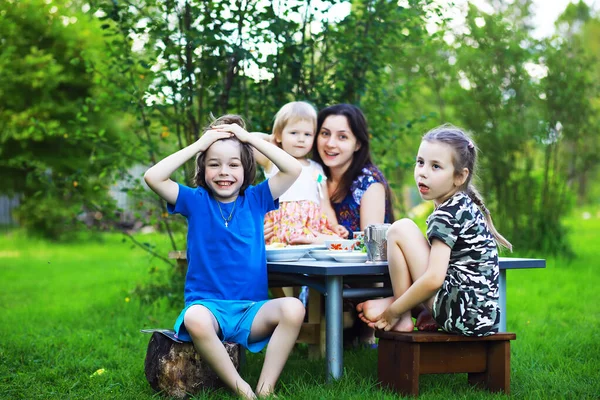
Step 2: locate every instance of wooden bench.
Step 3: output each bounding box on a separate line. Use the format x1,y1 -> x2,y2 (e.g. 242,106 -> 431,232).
375,330 -> 516,396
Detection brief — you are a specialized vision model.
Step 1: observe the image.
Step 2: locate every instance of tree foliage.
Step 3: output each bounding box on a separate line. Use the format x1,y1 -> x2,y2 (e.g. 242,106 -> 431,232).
81,0 -> 434,251
0,0 -> 130,238
1,0 -> 598,257
397,1 -> 599,254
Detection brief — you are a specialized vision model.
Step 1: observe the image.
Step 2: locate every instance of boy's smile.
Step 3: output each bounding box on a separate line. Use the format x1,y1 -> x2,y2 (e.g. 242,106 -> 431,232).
204,139 -> 244,202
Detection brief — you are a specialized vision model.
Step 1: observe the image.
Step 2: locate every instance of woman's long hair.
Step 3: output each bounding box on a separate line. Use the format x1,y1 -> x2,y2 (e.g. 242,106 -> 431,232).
313,104 -> 394,221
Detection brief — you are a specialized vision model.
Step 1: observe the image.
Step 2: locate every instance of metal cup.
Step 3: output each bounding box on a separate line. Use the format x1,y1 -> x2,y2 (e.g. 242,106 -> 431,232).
365,223 -> 391,262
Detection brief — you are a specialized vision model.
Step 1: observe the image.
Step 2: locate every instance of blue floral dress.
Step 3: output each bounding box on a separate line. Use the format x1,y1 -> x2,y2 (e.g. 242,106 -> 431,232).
332,163 -> 393,234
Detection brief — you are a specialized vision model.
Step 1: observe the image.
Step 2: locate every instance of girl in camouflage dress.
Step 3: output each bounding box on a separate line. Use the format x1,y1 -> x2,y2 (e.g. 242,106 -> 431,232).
357,125 -> 512,337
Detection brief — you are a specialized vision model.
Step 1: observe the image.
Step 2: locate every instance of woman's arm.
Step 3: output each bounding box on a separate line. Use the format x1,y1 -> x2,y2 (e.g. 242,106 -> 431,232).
359,182 -> 387,230
144,130 -> 233,204
320,181 -> 349,238
214,124 -> 302,200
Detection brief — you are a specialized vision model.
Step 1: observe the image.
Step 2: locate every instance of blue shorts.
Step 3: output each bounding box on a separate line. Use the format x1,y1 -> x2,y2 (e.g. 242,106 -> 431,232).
174,299 -> 270,353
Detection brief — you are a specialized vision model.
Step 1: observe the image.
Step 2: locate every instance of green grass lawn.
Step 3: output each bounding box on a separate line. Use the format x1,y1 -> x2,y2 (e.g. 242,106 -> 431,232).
1,209 -> 599,399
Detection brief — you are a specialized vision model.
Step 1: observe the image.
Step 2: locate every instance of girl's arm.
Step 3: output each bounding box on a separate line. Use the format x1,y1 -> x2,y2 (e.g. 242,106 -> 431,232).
359,183 -> 387,230
250,131 -> 274,171
320,182 -> 349,238
371,240 -> 450,330
214,124 -> 301,200
144,130 -> 233,205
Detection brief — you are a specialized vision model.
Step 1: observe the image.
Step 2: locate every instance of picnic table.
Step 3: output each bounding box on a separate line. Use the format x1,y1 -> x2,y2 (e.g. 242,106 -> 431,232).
168,252 -> 545,382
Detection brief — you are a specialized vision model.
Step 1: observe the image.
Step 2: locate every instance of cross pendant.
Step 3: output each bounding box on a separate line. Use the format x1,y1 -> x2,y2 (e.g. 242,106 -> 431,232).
225,221 -> 228,228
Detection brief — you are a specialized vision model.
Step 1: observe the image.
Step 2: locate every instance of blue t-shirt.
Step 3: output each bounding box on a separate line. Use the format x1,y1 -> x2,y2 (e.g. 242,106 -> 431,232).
167,180 -> 278,304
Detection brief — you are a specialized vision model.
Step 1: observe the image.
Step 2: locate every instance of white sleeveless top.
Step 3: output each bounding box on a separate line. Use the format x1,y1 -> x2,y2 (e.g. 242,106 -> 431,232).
264,159 -> 324,204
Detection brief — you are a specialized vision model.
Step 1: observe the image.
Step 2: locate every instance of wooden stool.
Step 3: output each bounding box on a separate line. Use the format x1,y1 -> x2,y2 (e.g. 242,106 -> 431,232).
375,330 -> 516,396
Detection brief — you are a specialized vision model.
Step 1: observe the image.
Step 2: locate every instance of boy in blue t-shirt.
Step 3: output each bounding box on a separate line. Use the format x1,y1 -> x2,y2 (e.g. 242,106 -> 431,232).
145,114 -> 304,399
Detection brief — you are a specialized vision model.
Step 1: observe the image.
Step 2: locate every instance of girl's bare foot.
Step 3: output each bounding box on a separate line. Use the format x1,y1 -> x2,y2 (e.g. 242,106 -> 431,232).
371,310 -> 414,332
415,308 -> 439,331
391,315 -> 415,332
356,297 -> 394,324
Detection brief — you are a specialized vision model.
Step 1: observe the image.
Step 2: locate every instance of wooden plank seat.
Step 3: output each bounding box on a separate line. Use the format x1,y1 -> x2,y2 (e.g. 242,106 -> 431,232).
375,330 -> 516,396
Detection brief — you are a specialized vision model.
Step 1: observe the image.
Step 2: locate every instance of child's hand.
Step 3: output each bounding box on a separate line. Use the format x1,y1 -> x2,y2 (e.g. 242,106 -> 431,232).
263,220 -> 275,243
289,235 -> 318,245
213,124 -> 251,143
197,129 -> 233,152
368,309 -> 397,331
333,224 -> 349,239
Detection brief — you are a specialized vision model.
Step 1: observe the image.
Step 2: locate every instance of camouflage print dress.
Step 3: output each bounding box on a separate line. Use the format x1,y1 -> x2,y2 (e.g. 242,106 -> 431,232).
427,192 -> 500,336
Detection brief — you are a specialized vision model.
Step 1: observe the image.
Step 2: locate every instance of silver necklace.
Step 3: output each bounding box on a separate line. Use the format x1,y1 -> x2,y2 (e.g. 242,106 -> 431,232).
216,198 -> 237,228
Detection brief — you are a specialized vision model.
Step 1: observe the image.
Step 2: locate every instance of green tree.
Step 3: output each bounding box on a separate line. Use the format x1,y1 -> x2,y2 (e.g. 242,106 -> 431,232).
434,1 -> 599,254
0,0 -> 128,238
554,1 -> 600,204
87,0 -> 435,245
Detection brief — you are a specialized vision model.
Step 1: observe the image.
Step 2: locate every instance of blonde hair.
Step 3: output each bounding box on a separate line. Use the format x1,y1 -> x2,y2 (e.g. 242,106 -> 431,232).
423,124 -> 513,251
271,101 -> 317,148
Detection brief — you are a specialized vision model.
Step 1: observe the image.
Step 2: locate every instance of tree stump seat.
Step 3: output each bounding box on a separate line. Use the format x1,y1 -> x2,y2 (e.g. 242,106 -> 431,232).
143,330 -> 242,399
375,330 -> 516,396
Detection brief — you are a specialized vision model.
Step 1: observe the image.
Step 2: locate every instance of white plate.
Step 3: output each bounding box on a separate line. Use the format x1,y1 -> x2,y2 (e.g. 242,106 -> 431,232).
266,245 -> 317,262
309,249 -> 337,261
332,252 -> 368,263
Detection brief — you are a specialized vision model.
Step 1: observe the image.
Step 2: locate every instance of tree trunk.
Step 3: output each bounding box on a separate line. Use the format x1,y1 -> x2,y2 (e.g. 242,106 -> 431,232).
144,331 -> 241,399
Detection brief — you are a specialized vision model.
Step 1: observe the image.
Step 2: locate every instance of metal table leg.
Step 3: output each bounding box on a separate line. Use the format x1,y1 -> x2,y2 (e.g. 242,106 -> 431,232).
499,270 -> 507,331
325,276 -> 343,381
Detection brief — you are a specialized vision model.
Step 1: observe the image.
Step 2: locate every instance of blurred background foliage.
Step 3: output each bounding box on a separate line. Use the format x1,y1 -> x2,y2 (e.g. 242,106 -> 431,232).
1,0 -> 599,257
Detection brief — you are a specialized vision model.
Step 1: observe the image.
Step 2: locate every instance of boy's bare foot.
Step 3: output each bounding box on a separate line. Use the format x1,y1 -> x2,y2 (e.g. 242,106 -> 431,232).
356,297 -> 394,324
256,382 -> 278,399
238,385 -> 257,400
415,308 -> 439,331
256,390 -> 277,399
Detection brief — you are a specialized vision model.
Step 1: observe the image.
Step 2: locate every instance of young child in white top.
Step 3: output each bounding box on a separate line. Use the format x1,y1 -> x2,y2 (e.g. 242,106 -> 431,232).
254,101 -> 349,244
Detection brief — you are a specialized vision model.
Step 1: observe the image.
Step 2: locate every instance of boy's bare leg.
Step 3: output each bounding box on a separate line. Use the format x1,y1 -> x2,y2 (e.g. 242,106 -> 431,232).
248,297 -> 305,398
184,305 -> 256,399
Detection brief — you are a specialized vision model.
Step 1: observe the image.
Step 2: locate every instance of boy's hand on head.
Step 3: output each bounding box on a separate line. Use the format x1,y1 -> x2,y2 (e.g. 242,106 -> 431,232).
213,124 -> 251,143
197,129 -> 233,152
